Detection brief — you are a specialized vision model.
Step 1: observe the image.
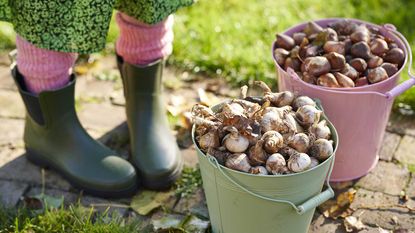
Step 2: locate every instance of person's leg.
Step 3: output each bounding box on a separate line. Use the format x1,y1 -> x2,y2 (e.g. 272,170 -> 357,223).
115,12 -> 182,190
12,35 -> 138,197
115,12 -> 174,65
16,35 -> 77,94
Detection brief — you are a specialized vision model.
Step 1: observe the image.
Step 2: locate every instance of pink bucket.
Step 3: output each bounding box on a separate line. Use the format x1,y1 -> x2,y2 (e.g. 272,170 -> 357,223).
272,18 -> 415,181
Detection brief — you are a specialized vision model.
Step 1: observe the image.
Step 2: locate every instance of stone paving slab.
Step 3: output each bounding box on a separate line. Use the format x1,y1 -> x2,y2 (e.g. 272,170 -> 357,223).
75,76 -> 118,100
352,207 -> 415,231
394,135 -> 415,165
0,147 -> 71,190
350,189 -> 399,211
308,214 -> 345,233
356,161 -> 410,196
0,66 -> 16,91
0,118 -> 24,146
0,179 -> 28,207
379,132 -> 402,161
174,188 -> 208,219
388,114 -> 415,138
0,89 -> 24,119
78,102 -> 126,133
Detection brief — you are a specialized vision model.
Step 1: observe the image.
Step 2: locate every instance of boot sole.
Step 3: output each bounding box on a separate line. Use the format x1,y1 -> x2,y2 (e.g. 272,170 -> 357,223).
25,147 -> 138,198
141,153 -> 184,191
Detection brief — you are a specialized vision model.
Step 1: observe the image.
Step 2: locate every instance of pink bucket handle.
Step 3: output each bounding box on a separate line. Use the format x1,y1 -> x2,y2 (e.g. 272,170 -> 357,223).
381,24 -> 415,99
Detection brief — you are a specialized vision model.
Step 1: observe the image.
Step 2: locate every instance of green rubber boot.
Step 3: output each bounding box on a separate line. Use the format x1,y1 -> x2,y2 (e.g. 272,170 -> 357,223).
117,56 -> 183,190
12,67 -> 138,198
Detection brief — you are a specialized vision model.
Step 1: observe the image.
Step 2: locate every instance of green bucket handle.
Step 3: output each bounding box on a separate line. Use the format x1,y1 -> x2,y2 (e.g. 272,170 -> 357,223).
206,99 -> 335,215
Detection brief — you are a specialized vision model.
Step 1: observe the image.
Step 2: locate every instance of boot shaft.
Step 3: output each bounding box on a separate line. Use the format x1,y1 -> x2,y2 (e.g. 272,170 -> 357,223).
12,66 -> 77,127
117,55 -> 164,96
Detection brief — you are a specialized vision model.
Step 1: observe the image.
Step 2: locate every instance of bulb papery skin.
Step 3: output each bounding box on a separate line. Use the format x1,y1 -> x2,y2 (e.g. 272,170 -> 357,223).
248,139 -> 269,166
292,96 -> 316,110
295,105 -> 322,126
266,153 -> 287,175
309,139 -> 334,161
288,153 -> 311,173
225,153 -> 252,172
260,106 -> 292,133
262,130 -> 284,154
265,91 -> 295,107
199,130 -> 220,151
221,102 -> 245,118
309,120 -> 331,140
288,133 -> 310,153
309,157 -> 320,169
249,166 -> 269,175
223,132 -> 250,153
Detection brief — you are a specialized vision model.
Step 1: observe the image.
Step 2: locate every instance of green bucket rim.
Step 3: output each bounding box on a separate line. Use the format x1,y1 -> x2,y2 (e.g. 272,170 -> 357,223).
191,99 -> 339,178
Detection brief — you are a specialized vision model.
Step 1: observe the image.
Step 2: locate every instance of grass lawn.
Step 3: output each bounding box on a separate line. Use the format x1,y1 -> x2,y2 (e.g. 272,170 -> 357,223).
0,205 -> 140,233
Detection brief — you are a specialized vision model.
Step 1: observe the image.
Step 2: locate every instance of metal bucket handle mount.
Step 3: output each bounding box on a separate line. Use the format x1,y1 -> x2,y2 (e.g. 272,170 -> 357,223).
207,151 -> 335,215
287,24 -> 415,99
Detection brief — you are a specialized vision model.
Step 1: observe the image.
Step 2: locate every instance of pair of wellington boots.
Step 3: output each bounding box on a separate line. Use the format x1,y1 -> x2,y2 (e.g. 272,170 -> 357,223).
11,57 -> 182,197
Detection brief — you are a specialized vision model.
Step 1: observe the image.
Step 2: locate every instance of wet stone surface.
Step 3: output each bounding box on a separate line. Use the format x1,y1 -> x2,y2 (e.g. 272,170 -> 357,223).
356,161 -> 410,196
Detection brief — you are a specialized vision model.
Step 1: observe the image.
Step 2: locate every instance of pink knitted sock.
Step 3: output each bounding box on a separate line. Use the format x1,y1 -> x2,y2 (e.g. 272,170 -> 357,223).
116,12 -> 174,65
16,35 -> 78,94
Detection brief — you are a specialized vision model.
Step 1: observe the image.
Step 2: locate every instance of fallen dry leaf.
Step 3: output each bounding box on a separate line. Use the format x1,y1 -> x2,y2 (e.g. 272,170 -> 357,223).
319,188 -> 356,219
344,216 -> 367,232
130,190 -> 174,215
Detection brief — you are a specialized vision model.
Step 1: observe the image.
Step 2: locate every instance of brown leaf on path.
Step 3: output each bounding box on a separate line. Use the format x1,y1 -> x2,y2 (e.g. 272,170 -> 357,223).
343,215 -> 367,232
318,188 -> 356,219
130,190 -> 174,215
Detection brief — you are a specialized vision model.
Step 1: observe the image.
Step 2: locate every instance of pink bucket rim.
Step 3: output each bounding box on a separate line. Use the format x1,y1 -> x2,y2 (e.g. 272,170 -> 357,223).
272,18 -> 409,93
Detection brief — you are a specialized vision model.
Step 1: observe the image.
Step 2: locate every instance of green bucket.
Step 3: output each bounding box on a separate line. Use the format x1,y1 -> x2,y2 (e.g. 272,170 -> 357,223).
192,102 -> 338,233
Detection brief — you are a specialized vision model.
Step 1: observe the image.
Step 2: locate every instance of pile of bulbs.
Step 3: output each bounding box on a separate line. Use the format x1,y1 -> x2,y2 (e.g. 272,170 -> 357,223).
274,19 -> 405,88
192,81 -> 334,175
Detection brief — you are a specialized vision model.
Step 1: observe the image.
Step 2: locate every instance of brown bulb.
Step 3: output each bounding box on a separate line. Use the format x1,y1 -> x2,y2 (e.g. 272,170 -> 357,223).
351,42 -> 371,60
301,56 -> 331,76
317,73 -> 340,88
323,41 -> 345,55
367,67 -> 388,84
274,48 -> 290,67
303,21 -> 323,36
341,64 -> 360,80
370,38 -> 389,56
367,56 -> 383,69
334,72 -> 355,88
284,57 -> 301,72
355,77 -> 369,87
329,19 -> 358,35
326,52 -> 346,71
302,72 -> 317,84
383,48 -> 405,67
381,63 -> 399,77
293,32 -> 307,45
276,33 -> 295,50
350,25 -> 370,43
349,58 -> 367,73
304,45 -> 321,58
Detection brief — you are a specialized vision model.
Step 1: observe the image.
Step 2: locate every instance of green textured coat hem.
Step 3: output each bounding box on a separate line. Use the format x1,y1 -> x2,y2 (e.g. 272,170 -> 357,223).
0,0 -> 193,54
